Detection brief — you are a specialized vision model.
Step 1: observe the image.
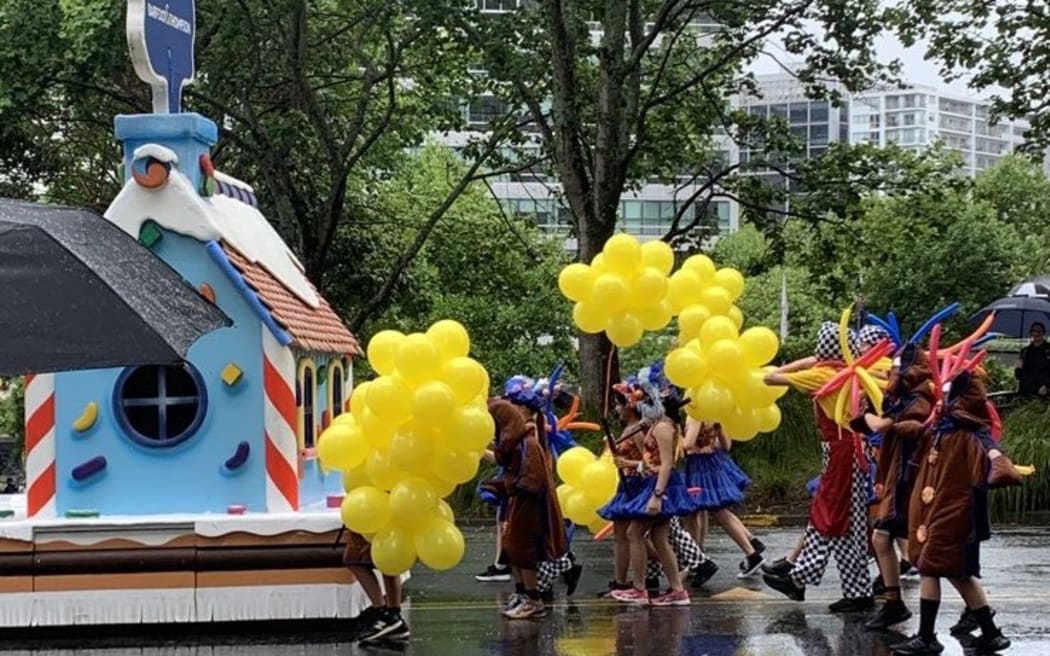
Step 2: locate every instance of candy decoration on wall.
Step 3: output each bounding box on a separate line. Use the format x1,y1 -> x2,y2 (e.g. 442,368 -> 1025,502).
71,402 -> 99,433
317,319 -> 491,576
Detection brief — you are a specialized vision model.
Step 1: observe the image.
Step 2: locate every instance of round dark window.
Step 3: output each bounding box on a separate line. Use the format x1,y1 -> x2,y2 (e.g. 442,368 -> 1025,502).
114,363 -> 207,448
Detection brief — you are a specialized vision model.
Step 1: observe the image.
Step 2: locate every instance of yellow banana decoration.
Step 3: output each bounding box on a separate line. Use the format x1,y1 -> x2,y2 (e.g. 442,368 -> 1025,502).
1015,465 -> 1037,477
72,402 -> 99,433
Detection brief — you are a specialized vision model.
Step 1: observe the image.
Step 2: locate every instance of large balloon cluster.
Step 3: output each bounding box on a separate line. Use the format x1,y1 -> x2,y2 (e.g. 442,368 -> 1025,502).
554,446 -> 619,533
558,232 -> 788,441
317,320 -> 494,576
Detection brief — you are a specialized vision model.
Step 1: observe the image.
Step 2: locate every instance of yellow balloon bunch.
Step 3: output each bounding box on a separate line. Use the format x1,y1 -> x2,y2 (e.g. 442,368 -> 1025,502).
559,235 -> 677,347
317,320 -> 493,576
661,266 -> 787,440
553,447 -> 619,533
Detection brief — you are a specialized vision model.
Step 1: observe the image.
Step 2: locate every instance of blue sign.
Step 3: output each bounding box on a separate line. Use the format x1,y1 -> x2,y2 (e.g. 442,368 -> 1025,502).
126,0 -> 196,113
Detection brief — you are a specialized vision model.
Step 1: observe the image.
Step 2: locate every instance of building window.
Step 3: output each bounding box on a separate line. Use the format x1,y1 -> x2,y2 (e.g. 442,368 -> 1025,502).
329,361 -> 346,418
809,101 -> 829,123
298,359 -> 317,450
114,363 -> 207,449
479,0 -> 519,11
809,124 -> 828,145
467,96 -> 508,125
789,103 -> 808,125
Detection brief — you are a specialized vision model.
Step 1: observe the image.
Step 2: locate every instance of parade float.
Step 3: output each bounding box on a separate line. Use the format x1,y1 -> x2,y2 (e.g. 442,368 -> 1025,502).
0,0 -> 381,628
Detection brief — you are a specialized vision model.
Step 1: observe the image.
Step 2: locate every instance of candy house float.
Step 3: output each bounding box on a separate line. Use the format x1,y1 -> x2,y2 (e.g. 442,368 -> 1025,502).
0,0 -> 377,628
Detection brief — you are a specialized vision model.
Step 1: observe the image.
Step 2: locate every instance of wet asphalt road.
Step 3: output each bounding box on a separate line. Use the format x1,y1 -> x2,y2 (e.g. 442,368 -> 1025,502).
1,526 -> 1048,655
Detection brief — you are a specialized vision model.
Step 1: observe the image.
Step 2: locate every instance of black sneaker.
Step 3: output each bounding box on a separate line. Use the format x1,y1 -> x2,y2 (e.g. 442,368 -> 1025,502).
564,562 -> 584,597
950,607 -> 996,635
761,557 -> 793,577
539,588 -> 554,603
865,601 -> 912,630
829,596 -> 875,613
645,576 -> 660,593
974,631 -> 1011,653
737,552 -> 765,579
347,606 -> 383,640
691,560 -> 719,587
750,537 -> 766,554
358,608 -> 406,644
900,559 -> 919,579
384,619 -> 411,642
891,634 -> 943,655
598,580 -> 631,598
763,573 -> 805,601
475,564 -> 511,582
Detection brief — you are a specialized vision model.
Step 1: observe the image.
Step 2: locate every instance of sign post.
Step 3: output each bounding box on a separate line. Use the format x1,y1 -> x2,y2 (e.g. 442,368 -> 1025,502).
126,0 -> 196,114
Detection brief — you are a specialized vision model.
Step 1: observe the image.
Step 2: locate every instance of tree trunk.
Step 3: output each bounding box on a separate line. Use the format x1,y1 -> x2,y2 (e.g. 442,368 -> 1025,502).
576,212 -> 617,416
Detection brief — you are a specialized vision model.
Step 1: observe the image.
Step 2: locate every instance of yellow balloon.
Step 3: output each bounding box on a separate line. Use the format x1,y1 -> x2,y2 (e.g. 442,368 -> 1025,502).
692,381 -> 735,421
342,464 -> 371,492
395,333 -> 442,386
628,267 -> 669,308
590,252 -> 607,273
389,426 -> 436,472
728,305 -> 744,330
668,269 -> 703,313
708,338 -> 745,376
722,408 -> 759,441
714,268 -> 745,301
366,448 -> 408,490
580,461 -> 618,505
426,320 -> 471,361
333,412 -> 356,427
450,404 -> 496,452
317,423 -> 368,471
565,489 -> 598,525
756,404 -> 782,433
603,233 -> 642,275
682,254 -> 716,282
367,330 -> 405,376
432,449 -> 479,484
699,315 -> 738,346
414,518 -> 466,571
359,408 -> 398,449
349,381 -> 372,421
606,312 -> 643,348
590,273 -> 630,313
426,473 -> 458,499
555,483 -> 575,512
389,477 -> 438,531
640,240 -> 675,275
677,304 -> 712,340
559,263 -> 596,302
573,301 -> 608,334
739,326 -> 780,367
634,300 -> 672,331
411,381 -> 457,427
340,486 -> 391,534
372,527 -> 417,576
436,499 -> 455,523
366,375 -> 412,424
440,357 -> 487,405
587,516 -> 610,535
556,446 -> 595,488
699,285 -> 733,315
664,347 -> 708,389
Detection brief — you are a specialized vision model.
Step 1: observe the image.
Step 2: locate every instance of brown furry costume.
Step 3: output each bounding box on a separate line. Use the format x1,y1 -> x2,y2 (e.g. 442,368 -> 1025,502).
907,372 -> 993,578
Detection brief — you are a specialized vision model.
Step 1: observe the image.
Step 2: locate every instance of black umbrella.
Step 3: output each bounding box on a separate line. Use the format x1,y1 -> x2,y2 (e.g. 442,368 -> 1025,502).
0,199 -> 232,375
970,295 -> 1050,338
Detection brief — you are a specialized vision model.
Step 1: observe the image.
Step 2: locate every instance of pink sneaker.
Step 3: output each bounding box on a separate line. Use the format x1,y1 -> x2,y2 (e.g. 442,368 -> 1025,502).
610,588 -> 650,604
651,589 -> 690,606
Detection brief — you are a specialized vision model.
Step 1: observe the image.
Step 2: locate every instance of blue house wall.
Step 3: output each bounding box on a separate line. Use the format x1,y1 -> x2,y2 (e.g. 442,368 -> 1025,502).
54,229 -> 266,515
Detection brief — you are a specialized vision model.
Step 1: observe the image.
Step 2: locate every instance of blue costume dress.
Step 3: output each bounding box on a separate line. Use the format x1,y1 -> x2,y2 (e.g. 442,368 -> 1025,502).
682,422 -> 750,511
600,419 -> 699,521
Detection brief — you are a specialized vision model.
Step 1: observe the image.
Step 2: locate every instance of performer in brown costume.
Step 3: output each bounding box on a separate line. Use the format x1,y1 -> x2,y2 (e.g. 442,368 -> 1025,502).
488,398 -> 568,620
859,343 -> 933,631
891,371 -> 1009,655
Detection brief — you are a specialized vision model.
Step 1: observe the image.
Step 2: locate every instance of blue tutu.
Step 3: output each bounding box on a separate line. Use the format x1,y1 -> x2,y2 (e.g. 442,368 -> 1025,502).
683,451 -> 750,510
599,471 -> 700,521
807,475 -> 822,498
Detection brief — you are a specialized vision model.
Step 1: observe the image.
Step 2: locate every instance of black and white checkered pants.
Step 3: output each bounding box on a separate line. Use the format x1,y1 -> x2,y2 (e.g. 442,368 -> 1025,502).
537,553 -> 574,592
646,516 -> 706,580
789,463 -> 872,599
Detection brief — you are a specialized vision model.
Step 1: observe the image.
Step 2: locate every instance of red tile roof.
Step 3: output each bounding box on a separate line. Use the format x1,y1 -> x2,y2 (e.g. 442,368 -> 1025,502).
222,243 -> 361,356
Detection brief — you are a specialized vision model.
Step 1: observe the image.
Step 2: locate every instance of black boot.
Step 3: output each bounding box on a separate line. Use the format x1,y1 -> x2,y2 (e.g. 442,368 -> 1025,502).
829,596 -> 875,613
866,600 -> 912,630
973,631 -> 1011,653
691,560 -> 718,587
763,573 -> 805,601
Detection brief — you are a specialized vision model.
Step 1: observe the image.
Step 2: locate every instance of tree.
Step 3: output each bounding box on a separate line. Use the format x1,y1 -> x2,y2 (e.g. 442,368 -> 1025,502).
973,155 -> 1050,274
0,379 -> 24,462
454,0 -> 902,409
892,1 -> 1050,147
0,0 -> 526,329
330,143 -> 577,387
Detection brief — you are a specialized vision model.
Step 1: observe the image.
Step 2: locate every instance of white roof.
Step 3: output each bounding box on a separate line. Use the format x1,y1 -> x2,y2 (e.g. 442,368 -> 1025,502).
104,166 -> 320,308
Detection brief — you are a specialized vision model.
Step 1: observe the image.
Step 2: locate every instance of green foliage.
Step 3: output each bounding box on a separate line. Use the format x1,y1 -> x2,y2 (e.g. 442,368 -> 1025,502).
992,400 -> 1050,521
973,155 -> 1050,274
736,263 -> 837,361
709,224 -> 772,277
0,379 -> 24,461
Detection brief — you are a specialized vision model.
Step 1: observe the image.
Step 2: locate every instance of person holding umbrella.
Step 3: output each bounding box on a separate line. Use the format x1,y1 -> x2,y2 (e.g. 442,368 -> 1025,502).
1015,322 -> 1050,396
